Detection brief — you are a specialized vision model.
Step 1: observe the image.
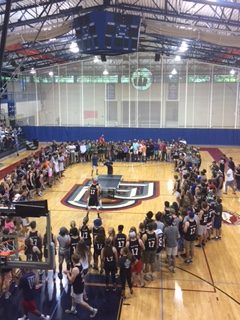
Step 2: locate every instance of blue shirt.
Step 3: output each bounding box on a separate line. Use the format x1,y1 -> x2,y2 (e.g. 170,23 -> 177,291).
19,272 -> 36,300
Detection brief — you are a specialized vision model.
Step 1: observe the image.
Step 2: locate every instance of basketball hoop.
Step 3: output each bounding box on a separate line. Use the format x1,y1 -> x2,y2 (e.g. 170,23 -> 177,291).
0,239 -> 24,258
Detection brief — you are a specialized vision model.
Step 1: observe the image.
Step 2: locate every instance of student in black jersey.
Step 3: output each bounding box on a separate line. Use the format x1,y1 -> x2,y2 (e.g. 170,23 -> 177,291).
28,221 -> 42,261
64,254 -> 98,318
114,225 -> 127,256
183,211 -> 197,264
101,238 -> 118,291
93,227 -> 106,271
79,216 -> 92,265
86,179 -> 101,218
70,227 -> 80,261
142,223 -> 157,280
119,247 -> 134,299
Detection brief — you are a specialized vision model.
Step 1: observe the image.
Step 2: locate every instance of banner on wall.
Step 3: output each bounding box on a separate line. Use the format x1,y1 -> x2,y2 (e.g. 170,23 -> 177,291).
168,82 -> 178,100
106,84 -> 116,100
8,100 -> 16,117
84,111 -> 98,119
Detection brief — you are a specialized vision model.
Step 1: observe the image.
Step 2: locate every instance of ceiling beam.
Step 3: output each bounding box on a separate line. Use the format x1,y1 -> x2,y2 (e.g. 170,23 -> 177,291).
0,4 -> 104,30
183,0 -> 240,10
111,3 -> 240,28
0,0 -> 66,15
0,0 -> 12,78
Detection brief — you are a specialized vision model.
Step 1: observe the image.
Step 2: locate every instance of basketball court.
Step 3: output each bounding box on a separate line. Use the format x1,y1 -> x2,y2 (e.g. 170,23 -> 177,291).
0,147 -> 240,319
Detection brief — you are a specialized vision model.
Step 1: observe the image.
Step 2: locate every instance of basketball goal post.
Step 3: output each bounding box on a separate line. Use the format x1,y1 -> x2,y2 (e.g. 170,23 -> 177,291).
0,200 -> 54,270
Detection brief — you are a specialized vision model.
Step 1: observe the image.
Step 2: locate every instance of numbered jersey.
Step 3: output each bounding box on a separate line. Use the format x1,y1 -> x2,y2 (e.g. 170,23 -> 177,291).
94,239 -> 105,256
145,232 -> 157,251
29,231 -> 42,250
80,226 -> 92,246
70,236 -> 80,255
89,185 -> 98,199
156,232 -> 164,253
200,209 -> 208,225
88,184 -> 99,206
184,220 -> 197,241
115,233 -> 127,254
129,239 -> 141,260
103,248 -> 116,269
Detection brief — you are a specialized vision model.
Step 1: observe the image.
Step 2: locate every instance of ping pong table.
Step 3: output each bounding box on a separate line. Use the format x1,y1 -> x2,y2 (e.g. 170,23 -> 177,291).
98,175 -> 122,197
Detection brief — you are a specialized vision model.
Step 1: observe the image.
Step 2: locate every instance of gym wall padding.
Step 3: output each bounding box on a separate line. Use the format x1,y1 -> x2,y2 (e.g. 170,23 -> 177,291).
22,126 -> 240,146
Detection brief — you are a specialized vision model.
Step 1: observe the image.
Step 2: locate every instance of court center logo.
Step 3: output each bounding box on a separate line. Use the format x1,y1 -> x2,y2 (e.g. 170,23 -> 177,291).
62,179 -> 159,210
222,211 -> 240,225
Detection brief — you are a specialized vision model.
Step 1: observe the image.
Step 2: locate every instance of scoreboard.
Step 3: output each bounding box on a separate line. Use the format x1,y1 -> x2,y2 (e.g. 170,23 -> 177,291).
74,11 -> 141,54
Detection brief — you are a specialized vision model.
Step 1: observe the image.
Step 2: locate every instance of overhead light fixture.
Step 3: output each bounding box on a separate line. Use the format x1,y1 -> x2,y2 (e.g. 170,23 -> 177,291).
179,41 -> 188,52
30,67 -> 36,75
69,41 -> 79,53
175,55 -> 181,62
169,74 -> 173,79
49,71 -> 54,77
230,69 -> 236,75
103,69 -> 109,75
171,68 -> 177,75
93,56 -> 100,63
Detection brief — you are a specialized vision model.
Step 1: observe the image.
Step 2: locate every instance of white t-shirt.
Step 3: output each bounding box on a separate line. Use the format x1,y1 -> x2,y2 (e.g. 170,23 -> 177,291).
226,168 -> 234,181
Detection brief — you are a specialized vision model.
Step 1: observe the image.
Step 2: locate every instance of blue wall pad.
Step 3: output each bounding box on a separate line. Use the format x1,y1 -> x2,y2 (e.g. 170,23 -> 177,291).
22,126 -> 240,146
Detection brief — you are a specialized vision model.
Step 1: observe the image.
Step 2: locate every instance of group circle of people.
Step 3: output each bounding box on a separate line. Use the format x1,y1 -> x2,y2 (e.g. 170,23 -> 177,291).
0,137 -> 237,320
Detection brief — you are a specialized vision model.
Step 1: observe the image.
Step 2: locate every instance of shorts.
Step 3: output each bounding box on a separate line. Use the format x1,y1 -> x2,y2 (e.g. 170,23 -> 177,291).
175,191 -> 181,198
143,250 -> 156,264
22,300 -> 37,313
58,249 -> 70,265
207,221 -> 212,230
184,240 -> 195,253
213,217 -> 222,229
131,259 -> 143,273
88,198 -> 99,208
166,246 -> 178,257
198,224 -> 207,236
71,291 -> 84,304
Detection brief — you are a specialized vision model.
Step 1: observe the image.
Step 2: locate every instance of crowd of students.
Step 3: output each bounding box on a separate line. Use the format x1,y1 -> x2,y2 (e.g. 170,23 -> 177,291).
0,124 -> 22,154
0,138 -> 236,320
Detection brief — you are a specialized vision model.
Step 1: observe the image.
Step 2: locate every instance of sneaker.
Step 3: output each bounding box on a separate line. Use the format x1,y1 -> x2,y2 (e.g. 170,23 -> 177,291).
18,316 -> 29,320
65,309 -> 77,314
42,316 -> 50,320
184,259 -> 191,264
4,291 -> 11,299
90,308 -> 98,318
168,266 -> 173,272
144,274 -> 151,281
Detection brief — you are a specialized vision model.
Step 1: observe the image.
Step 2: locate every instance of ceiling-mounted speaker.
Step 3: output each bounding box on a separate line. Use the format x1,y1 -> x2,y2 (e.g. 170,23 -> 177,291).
101,55 -> 107,62
155,53 -> 160,62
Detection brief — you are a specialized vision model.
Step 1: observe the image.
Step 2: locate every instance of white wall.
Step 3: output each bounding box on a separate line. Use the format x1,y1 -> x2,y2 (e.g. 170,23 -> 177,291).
12,67 -> 240,129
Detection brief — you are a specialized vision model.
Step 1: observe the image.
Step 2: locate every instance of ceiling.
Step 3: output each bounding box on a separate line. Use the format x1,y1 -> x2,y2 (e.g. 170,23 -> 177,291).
1,0 -> 240,77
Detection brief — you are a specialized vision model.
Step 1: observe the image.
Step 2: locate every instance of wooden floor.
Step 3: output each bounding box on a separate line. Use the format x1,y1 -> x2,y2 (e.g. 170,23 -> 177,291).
2,147 -> 240,320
